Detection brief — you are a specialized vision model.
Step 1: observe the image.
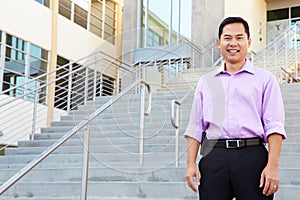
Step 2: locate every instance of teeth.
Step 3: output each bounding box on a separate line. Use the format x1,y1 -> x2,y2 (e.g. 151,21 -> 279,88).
228,50 -> 238,53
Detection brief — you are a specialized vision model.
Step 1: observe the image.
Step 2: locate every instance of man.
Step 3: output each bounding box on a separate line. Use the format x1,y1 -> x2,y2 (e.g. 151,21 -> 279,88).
184,17 -> 286,200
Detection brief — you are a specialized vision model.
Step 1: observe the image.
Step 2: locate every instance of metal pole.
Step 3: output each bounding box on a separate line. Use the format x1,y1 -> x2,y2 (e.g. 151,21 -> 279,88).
171,100 -> 181,167
31,81 -> 39,140
144,0 -> 149,47
24,42 -> 30,101
294,23 -> 299,78
139,84 -> 145,166
175,105 -> 180,167
93,68 -> 97,100
177,0 -> 181,43
169,0 -> 173,45
81,127 -> 91,200
84,67 -> 89,104
0,32 -> 7,92
67,63 -> 73,115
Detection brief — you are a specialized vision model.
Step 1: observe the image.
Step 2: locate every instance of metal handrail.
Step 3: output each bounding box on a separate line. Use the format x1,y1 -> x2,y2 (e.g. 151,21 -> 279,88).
0,49 -> 135,149
0,79 -> 152,195
252,24 -> 299,83
0,50 -> 133,96
170,84 -> 197,167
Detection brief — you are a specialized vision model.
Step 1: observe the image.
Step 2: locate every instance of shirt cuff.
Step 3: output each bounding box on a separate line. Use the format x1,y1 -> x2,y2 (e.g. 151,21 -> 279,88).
183,124 -> 203,142
265,121 -> 286,141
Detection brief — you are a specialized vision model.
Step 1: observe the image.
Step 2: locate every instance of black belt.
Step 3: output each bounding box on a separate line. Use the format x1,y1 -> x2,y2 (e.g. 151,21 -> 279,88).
213,138 -> 264,149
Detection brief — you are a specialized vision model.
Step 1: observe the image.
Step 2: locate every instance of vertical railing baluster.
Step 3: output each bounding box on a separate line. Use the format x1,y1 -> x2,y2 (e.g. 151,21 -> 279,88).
67,63 -> 73,115
139,84 -> 145,166
81,127 -> 90,200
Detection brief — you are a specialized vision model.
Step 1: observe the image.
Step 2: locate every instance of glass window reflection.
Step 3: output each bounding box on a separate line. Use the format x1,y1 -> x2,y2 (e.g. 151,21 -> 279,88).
142,0 -> 191,47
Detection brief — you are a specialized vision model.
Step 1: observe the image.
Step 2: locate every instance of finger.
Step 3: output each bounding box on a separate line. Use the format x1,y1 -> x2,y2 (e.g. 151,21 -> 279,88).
259,173 -> 265,188
185,174 -> 197,192
263,180 -> 270,195
196,169 -> 200,185
267,181 -> 279,196
266,183 -> 277,196
187,177 -> 198,192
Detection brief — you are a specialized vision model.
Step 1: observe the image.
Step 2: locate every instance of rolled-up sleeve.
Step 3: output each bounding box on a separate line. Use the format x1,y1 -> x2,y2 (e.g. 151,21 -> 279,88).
184,80 -> 205,142
262,74 -> 286,140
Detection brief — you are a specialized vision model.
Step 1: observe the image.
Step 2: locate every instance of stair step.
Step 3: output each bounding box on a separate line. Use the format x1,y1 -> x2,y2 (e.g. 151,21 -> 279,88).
0,182 -> 198,199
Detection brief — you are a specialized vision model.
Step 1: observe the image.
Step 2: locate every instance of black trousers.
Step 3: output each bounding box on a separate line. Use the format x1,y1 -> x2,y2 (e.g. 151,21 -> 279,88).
198,145 -> 274,200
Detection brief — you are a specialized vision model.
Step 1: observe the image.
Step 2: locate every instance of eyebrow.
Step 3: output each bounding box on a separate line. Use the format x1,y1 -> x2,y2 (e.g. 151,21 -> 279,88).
223,33 -> 245,37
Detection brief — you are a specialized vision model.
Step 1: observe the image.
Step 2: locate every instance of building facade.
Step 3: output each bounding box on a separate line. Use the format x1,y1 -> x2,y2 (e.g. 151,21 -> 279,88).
0,0 -> 299,144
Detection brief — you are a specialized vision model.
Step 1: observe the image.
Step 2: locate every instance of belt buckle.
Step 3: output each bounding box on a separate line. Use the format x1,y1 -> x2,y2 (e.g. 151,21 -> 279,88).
226,140 -> 241,148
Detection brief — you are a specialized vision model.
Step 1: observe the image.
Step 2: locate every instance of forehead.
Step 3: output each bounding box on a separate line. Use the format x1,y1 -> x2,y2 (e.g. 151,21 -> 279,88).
222,23 -> 246,36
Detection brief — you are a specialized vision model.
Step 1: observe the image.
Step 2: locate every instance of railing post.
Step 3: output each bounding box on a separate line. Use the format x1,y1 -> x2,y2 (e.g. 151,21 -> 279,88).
171,100 -> 181,167
294,23 -> 299,78
81,127 -> 90,200
284,32 -> 288,83
99,73 -> 103,96
139,84 -> 145,166
93,64 -> 97,101
31,81 -> 39,140
67,63 -> 73,114
116,62 -> 120,95
84,67 -> 89,104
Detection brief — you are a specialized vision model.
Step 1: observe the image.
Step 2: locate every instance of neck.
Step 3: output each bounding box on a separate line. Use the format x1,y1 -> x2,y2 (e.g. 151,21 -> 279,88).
225,60 -> 246,74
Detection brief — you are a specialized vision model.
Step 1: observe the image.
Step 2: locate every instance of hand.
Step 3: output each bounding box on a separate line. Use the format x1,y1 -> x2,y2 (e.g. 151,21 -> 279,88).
259,164 -> 280,196
185,164 -> 200,192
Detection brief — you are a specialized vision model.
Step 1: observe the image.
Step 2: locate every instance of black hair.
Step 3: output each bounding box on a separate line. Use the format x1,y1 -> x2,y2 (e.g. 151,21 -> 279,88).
218,17 -> 250,39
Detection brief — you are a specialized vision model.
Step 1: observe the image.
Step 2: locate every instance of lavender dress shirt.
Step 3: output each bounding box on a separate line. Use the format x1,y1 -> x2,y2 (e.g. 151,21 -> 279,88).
184,60 -> 286,143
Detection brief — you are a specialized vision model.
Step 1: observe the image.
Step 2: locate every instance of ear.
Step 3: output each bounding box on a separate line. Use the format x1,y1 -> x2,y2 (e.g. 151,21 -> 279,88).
248,38 -> 251,47
216,39 -> 220,48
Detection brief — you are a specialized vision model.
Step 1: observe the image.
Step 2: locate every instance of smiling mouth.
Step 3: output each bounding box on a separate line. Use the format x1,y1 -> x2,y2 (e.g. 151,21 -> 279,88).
227,49 -> 239,53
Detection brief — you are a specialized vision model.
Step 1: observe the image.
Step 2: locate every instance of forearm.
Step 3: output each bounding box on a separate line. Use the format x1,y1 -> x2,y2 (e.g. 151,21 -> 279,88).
186,137 -> 200,166
267,133 -> 283,168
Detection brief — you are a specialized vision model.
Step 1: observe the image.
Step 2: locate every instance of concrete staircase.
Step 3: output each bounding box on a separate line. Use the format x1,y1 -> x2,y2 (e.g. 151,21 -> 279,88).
0,89 -> 197,200
0,72 -> 299,199
158,67 -> 217,92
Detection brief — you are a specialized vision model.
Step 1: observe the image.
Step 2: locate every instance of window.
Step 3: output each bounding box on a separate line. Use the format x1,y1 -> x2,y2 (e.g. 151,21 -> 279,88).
267,8 -> 289,22
104,0 -> 116,44
291,6 -> 300,19
147,29 -> 162,47
1,34 -> 49,101
30,44 -> 48,76
90,0 -> 103,37
74,4 -> 88,29
35,0 -> 50,7
5,35 -> 27,75
57,0 -> 117,44
59,0 -> 72,20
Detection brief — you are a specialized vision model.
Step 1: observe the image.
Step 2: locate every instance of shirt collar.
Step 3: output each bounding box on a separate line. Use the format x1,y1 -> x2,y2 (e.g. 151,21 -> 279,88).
215,60 -> 255,76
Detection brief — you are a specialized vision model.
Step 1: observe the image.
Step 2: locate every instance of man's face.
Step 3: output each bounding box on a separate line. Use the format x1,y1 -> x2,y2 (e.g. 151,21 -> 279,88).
216,23 -> 251,66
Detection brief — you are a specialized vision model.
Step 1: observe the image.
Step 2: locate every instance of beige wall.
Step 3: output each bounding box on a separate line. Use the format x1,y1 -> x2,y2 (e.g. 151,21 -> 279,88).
0,0 -> 116,66
225,0 -> 267,53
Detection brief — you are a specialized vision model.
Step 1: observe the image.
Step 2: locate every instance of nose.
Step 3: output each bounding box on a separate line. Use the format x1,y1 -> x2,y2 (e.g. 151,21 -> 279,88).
229,40 -> 238,47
